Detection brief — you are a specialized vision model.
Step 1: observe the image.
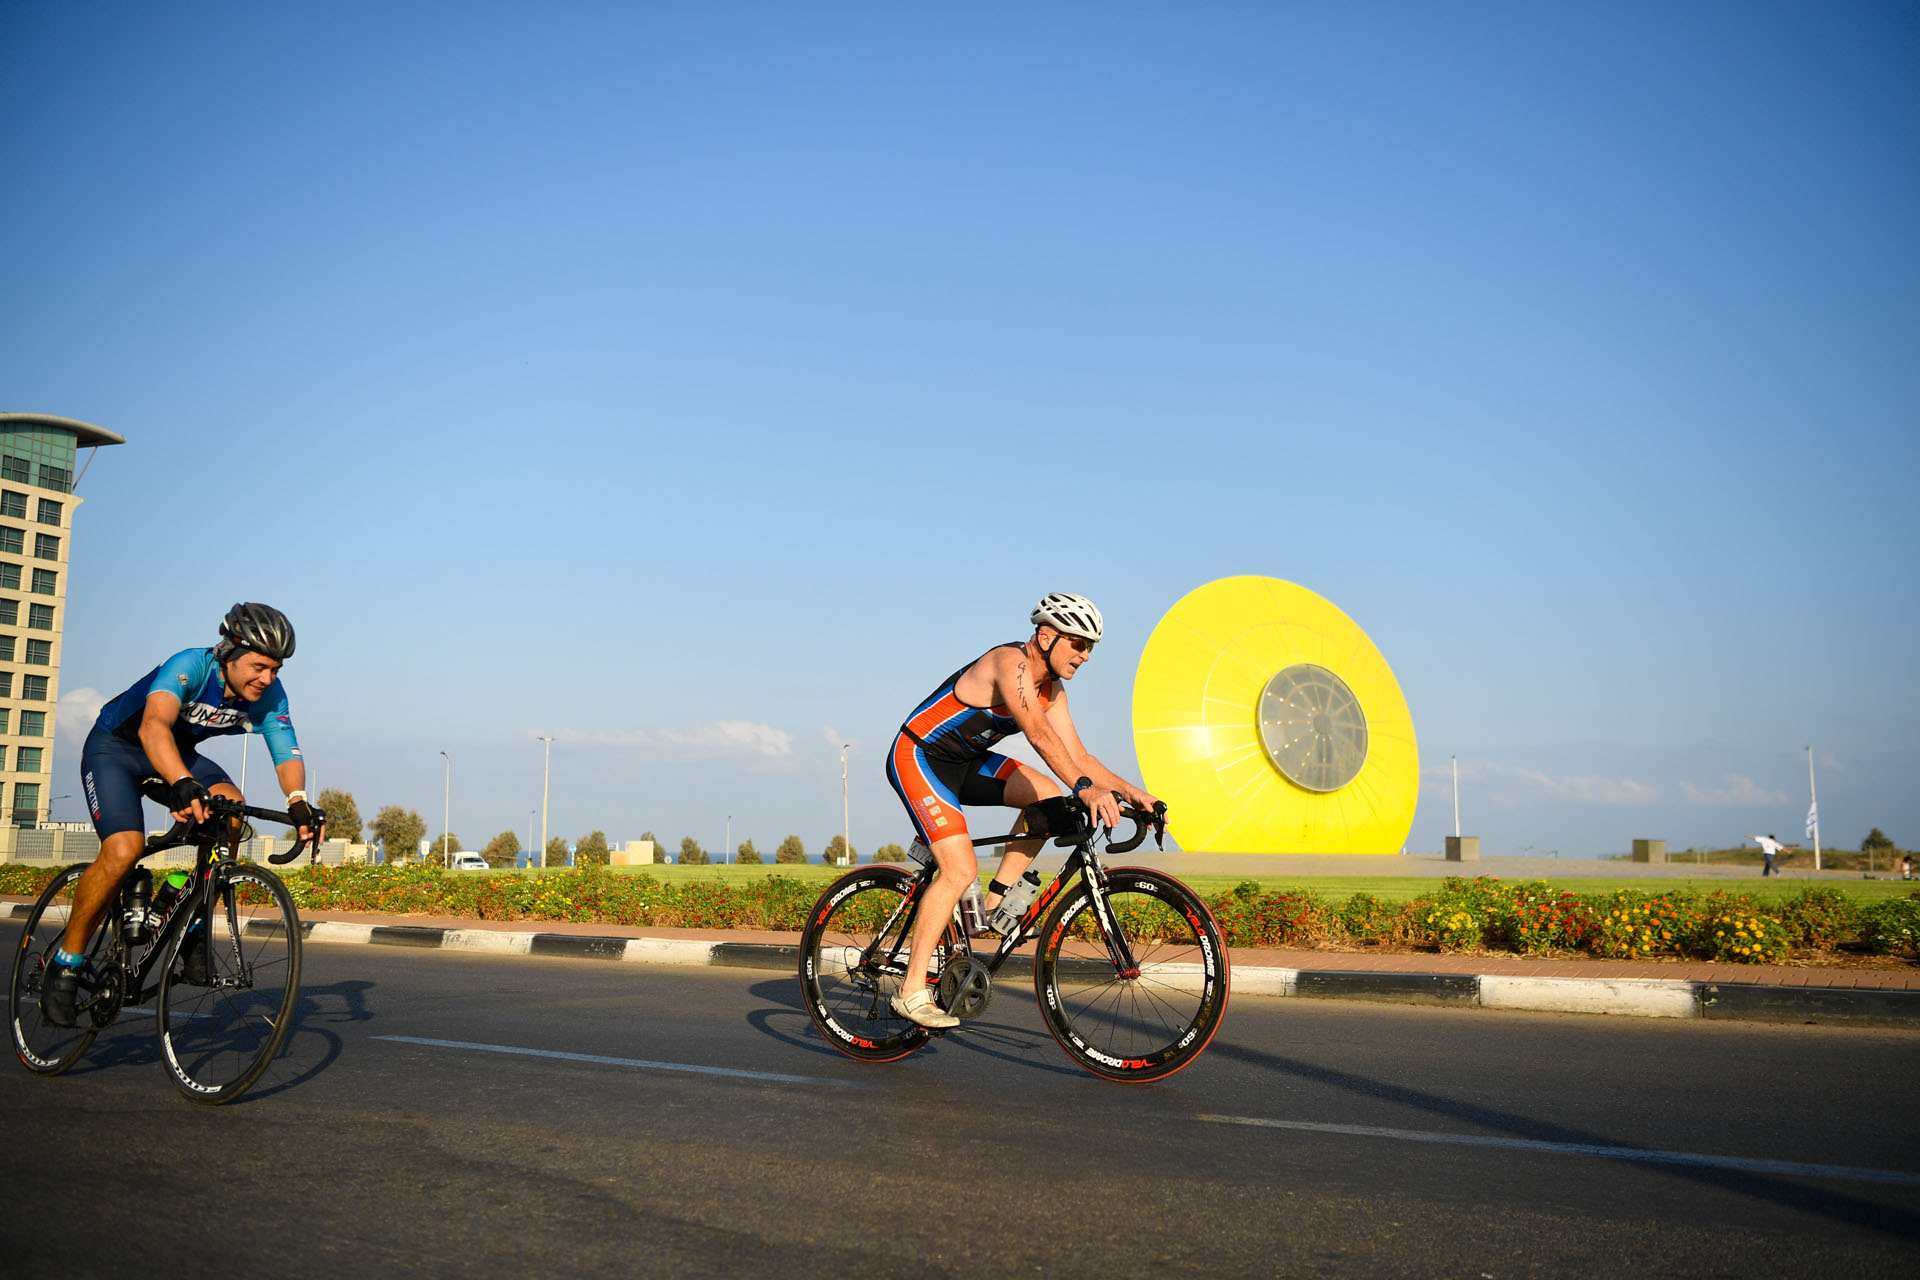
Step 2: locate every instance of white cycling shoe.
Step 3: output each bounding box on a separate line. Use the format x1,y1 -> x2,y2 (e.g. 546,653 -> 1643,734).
891,988 -> 959,1029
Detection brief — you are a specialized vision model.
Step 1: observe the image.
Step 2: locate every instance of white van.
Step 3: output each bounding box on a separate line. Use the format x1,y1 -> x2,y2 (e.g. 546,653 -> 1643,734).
449,852 -> 489,871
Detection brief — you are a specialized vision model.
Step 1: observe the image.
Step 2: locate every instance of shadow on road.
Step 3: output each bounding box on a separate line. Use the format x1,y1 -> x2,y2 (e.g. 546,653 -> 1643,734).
26,977 -> 376,1105
1204,1037 -> 1920,1242
234,977 -> 377,1104
745,976 -> 1085,1078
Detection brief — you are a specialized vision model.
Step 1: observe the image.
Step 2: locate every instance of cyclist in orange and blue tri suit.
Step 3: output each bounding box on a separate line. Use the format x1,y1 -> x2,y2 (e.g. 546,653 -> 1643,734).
884,592 -> 1157,1028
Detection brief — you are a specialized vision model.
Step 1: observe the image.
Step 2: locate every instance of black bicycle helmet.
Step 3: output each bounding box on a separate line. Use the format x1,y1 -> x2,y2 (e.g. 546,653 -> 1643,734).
218,602 -> 296,661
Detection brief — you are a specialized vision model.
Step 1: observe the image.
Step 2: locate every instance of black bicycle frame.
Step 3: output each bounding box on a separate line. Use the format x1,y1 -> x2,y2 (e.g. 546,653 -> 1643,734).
871,806 -> 1158,984
103,799 -> 315,1008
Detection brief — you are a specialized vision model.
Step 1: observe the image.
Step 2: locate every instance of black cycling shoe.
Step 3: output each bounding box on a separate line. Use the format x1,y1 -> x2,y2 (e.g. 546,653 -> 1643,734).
178,930 -> 209,986
40,963 -> 80,1028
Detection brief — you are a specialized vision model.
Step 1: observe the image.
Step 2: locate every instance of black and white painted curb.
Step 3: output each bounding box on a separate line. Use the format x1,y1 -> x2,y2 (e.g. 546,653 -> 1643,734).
264,918 -> 1920,1027
8,906 -> 1916,1026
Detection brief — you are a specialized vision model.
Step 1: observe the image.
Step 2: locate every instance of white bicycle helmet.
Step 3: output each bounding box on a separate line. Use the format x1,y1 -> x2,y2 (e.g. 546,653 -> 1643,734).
1031,592 -> 1104,642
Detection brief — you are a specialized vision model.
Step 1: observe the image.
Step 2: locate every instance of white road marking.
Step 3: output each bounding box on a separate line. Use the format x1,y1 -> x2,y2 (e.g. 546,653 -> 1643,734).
1196,1113 -> 1920,1186
373,1034 -> 862,1087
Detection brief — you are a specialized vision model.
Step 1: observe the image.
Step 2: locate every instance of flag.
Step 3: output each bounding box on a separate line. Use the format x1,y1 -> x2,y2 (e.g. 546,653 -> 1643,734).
1806,801 -> 1819,840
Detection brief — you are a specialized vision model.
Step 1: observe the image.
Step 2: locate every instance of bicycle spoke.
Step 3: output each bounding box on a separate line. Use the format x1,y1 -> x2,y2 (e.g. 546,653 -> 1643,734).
157,864 -> 301,1104
1034,869 -> 1229,1083
10,865 -> 109,1075
798,866 -> 941,1063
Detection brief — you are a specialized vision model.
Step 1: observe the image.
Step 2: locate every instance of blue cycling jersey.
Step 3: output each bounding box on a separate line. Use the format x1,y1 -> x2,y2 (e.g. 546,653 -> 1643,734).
94,647 -> 302,766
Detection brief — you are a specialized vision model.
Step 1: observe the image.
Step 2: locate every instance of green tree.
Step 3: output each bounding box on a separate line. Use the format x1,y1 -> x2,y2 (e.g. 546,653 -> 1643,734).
873,842 -> 906,865
1863,828 -> 1895,853
735,839 -> 762,865
283,787 -> 363,843
775,834 -> 806,865
482,830 -> 522,867
544,836 -> 569,867
679,836 -> 709,865
577,830 -> 610,865
429,833 -> 464,866
369,806 -> 427,865
822,834 -> 857,866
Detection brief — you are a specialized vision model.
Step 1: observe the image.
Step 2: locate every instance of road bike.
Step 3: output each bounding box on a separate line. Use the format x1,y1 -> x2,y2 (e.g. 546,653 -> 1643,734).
9,793 -> 321,1104
797,788 -> 1228,1083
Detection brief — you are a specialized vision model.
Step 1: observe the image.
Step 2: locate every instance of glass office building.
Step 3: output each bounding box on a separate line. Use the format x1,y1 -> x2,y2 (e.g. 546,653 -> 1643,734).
0,413 -> 124,826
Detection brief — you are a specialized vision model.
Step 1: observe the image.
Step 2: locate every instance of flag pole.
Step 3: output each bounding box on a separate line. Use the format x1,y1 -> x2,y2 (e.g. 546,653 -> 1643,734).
1806,746 -> 1820,872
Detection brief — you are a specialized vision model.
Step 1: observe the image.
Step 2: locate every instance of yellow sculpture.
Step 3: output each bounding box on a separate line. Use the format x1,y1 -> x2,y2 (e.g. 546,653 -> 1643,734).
1132,576 -> 1418,853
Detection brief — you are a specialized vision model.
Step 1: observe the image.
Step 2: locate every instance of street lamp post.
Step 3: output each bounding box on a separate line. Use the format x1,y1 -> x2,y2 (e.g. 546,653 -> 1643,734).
841,744 -> 851,867
537,736 -> 555,869
439,751 -> 451,868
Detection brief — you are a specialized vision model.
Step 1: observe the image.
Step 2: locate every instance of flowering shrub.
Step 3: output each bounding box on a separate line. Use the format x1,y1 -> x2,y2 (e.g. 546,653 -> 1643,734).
1336,891 -> 1396,941
1701,909 -> 1789,964
1423,906 -> 1483,951
1589,891 -> 1699,959
279,864 -> 819,931
0,865 -> 62,895
5,862 -> 1914,966
1407,877 -> 1507,950
1860,895 -> 1920,955
1207,884 -> 1336,948
1775,888 -> 1860,950
1483,881 -> 1597,954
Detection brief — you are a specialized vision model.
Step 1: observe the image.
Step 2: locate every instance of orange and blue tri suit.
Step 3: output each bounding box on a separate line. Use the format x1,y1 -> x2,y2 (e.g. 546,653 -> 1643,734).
887,644 -> 1057,845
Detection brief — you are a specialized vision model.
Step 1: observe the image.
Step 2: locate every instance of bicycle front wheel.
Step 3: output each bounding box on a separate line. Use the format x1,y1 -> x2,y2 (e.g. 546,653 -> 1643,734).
798,865 -> 948,1063
9,864 -> 107,1076
1033,868 -> 1229,1083
157,863 -> 302,1104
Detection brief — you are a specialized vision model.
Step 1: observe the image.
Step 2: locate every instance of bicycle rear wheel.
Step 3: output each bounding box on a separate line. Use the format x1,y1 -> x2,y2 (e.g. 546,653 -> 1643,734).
1033,868 -> 1229,1083
797,865 -> 950,1063
9,864 -> 110,1075
157,863 -> 302,1104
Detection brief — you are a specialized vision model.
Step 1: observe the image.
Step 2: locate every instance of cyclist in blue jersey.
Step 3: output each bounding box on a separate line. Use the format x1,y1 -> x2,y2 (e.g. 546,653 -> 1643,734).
40,603 -> 323,1028
884,592 -> 1157,1028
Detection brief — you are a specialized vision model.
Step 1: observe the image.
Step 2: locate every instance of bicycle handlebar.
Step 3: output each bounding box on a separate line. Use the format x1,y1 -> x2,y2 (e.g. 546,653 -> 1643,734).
144,795 -> 329,865
1104,798 -> 1169,854
967,784 -> 1167,854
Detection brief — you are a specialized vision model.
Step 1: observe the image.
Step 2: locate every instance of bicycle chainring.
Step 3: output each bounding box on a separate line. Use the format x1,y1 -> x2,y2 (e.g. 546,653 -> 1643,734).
937,957 -> 994,1020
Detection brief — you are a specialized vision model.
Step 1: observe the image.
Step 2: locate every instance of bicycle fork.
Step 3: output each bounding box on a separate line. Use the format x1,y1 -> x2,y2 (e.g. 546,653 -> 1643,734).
1036,859 -> 1136,982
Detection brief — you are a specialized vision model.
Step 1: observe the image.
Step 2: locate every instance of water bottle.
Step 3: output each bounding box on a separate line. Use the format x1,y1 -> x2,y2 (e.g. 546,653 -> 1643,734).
957,879 -> 987,935
987,870 -> 1042,936
123,868 -> 153,942
152,869 -> 190,921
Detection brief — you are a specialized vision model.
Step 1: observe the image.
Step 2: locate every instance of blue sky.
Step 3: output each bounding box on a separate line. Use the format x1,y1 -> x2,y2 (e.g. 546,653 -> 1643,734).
5,2 -> 1915,860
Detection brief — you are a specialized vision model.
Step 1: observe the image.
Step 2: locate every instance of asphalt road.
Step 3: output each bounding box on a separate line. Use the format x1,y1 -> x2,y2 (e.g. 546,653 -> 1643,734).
6,931 -> 1919,1278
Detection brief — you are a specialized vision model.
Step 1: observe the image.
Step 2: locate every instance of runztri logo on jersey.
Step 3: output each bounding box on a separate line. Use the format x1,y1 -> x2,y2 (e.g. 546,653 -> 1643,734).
179,701 -> 245,731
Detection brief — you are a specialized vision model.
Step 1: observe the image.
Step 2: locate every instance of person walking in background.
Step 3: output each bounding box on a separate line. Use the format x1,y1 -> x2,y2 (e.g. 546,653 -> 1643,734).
1749,833 -> 1786,877
1903,854 -> 1913,881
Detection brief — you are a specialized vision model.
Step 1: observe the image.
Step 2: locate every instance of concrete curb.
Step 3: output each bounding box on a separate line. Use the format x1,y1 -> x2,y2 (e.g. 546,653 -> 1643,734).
292,918 -> 1920,1028
8,905 -> 1915,1026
